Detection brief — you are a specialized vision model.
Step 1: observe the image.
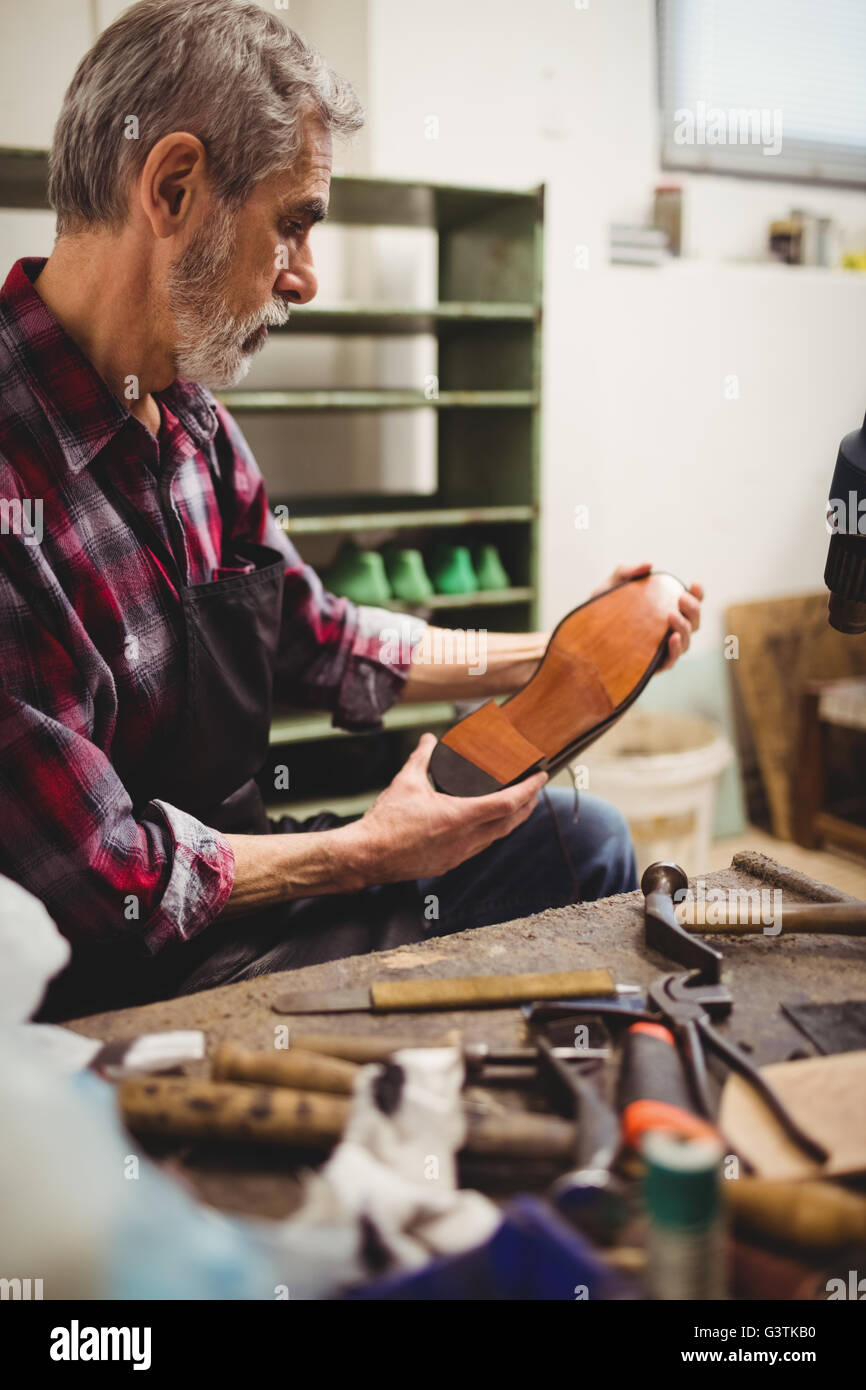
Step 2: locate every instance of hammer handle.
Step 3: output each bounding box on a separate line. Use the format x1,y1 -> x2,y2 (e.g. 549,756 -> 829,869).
726,1178 -> 866,1249
682,903 -> 866,932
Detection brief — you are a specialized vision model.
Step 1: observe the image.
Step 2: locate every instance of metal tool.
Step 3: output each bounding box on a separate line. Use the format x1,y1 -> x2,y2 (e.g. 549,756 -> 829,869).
617,1020 -> 721,1150
306,1033 -> 611,1085
271,967 -> 617,1015
648,973 -> 828,1164
522,995 -> 652,1028
463,1044 -> 610,1086
639,865 -> 828,1164
641,861 -> 723,983
533,1034 -> 628,1239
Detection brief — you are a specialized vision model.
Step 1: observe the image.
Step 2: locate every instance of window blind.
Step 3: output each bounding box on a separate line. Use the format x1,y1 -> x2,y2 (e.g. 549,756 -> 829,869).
657,0 -> 866,186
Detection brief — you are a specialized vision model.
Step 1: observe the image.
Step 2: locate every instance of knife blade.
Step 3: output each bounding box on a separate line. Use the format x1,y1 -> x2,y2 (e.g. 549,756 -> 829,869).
272,967 -> 616,1015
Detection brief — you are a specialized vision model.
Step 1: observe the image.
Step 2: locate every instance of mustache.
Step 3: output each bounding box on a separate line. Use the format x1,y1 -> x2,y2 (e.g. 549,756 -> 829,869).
243,296 -> 292,335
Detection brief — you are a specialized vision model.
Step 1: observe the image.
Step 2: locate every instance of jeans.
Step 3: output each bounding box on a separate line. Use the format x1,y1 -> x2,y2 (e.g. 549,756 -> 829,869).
417,786 -> 638,935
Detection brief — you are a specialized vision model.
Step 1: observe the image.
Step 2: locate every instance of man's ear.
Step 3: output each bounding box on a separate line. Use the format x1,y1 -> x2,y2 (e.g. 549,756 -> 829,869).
138,132 -> 208,239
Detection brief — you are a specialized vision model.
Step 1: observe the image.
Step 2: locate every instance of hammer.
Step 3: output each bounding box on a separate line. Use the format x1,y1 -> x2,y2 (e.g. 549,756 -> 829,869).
641,862 -> 723,983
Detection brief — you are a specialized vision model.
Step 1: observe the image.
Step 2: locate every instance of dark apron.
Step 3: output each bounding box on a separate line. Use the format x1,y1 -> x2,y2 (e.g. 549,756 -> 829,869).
38,448 -> 423,1022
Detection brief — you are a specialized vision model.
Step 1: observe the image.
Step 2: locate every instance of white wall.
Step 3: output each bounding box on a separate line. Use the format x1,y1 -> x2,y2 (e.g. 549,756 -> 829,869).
359,0 -> 866,649
3,0 -> 866,642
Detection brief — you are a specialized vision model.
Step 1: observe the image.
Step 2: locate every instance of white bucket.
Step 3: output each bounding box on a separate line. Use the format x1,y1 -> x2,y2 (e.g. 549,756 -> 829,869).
573,710 -> 733,875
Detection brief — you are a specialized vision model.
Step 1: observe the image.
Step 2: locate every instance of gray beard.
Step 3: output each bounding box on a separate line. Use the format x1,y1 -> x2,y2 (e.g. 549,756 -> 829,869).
167,206 -> 291,389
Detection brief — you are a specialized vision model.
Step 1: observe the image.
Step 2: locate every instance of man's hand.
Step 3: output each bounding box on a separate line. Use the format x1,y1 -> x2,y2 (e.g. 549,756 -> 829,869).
592,561 -> 703,672
340,732 -> 547,885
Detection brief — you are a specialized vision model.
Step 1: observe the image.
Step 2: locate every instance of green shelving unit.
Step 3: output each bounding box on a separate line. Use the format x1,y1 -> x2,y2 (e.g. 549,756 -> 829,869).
220,389 -> 536,410
0,147 -> 544,821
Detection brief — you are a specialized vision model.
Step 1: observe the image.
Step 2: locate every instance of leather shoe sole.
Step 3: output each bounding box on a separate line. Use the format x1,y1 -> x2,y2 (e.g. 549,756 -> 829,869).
428,571 -> 686,796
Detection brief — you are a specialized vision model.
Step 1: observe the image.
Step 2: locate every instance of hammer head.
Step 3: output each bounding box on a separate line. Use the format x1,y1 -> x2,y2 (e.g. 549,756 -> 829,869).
640,861 -> 689,901
641,860 -> 723,984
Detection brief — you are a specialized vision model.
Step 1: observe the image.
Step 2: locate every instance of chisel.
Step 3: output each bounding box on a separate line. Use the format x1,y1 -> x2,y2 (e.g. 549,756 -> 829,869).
271,967 -> 617,1015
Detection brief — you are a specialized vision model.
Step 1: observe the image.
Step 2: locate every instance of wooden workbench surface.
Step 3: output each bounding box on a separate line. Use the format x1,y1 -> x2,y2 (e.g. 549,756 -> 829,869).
63,850 -> 866,1218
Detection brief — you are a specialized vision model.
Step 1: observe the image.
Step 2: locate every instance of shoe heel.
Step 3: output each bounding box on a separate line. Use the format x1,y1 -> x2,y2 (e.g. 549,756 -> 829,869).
430,699 -> 547,794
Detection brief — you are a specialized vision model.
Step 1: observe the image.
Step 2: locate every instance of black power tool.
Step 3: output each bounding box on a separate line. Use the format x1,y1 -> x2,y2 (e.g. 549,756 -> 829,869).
825,411 -> 866,634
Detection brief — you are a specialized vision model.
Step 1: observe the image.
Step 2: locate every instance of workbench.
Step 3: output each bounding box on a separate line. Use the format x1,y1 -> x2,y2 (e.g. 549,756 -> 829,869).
61,850 -> 866,1226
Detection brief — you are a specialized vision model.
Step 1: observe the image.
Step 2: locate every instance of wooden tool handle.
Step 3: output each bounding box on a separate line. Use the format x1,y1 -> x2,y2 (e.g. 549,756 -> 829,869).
682,903 -> 866,932
726,1178 -> 866,1248
464,1110 -> 576,1160
370,968 -> 614,1012
287,1033 -> 461,1063
120,1077 -> 576,1160
119,1078 -> 350,1148
213,1042 -> 360,1094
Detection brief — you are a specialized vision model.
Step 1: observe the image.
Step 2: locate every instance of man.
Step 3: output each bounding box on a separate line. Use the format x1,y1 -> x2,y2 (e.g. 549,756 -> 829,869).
0,0 -> 702,1018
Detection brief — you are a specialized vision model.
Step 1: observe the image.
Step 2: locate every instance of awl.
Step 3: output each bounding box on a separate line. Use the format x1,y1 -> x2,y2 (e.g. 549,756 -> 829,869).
272,967 -> 617,1015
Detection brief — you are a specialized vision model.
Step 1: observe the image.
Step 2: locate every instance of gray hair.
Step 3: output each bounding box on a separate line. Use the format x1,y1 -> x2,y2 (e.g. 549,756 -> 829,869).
48,0 -> 364,235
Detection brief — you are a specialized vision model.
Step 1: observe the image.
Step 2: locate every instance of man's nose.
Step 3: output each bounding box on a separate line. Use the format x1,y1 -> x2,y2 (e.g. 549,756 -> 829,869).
275,249 -> 318,305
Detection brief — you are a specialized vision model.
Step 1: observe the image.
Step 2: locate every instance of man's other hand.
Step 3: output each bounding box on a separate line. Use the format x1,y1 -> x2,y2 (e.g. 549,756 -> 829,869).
592,561 -> 703,672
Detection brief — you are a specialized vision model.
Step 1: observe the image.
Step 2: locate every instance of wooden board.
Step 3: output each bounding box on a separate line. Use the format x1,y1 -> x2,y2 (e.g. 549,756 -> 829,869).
725,592 -> 866,840
720,1050 -> 866,1180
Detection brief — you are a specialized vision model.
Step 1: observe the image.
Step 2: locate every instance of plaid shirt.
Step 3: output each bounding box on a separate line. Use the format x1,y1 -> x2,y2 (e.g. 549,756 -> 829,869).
0,257 -> 427,955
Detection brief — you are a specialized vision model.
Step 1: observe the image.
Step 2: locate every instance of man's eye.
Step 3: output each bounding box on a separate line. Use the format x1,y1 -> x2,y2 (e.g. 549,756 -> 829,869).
280,222 -> 303,238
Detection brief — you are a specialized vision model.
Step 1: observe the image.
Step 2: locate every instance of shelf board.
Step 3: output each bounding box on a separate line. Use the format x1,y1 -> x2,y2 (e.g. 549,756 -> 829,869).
269,699 -> 456,746
327,176 -> 540,230
369,586 -> 534,613
218,389 -> 536,411
282,504 -> 535,534
265,787 -> 381,821
281,303 -> 537,334
0,146 -> 542,229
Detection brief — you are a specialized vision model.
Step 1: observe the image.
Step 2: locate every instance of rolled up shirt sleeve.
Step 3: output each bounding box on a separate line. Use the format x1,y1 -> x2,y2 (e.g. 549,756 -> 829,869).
268,533 -> 430,732
329,601 -> 429,732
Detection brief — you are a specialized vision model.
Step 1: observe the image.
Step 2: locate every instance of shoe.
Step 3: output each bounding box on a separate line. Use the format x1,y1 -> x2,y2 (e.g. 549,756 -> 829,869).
385,547 -> 435,602
428,571 -> 686,795
473,543 -> 510,591
326,541 -> 392,605
430,543 -> 478,595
